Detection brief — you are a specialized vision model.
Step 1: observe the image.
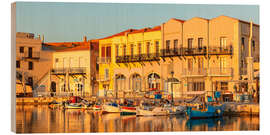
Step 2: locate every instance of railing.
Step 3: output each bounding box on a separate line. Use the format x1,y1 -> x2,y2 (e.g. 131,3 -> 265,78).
182,68 -> 207,77
208,68 -> 233,76
208,46 -> 233,55
21,52 -> 40,60
240,68 -> 247,75
115,53 -> 160,63
51,67 -> 86,75
97,57 -> 111,64
160,46 -> 232,57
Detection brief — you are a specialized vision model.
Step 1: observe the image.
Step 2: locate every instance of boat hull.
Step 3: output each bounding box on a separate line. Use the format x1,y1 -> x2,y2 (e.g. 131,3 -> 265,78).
136,107 -> 169,116
102,104 -> 121,113
186,105 -> 223,119
120,106 -> 137,115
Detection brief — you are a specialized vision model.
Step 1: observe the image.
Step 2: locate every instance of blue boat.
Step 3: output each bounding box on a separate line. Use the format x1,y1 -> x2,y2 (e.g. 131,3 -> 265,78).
186,92 -> 224,119
186,104 -> 223,119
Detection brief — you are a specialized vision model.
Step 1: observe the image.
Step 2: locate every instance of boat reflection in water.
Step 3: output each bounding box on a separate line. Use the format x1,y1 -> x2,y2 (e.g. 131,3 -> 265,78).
16,105 -> 259,133
186,118 -> 224,131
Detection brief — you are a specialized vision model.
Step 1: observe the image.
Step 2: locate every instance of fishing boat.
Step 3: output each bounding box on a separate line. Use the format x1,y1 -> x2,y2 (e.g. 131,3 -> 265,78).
163,105 -> 186,115
48,100 -> 63,109
186,103 -> 223,119
92,104 -> 101,111
64,103 -> 88,109
101,102 -> 121,114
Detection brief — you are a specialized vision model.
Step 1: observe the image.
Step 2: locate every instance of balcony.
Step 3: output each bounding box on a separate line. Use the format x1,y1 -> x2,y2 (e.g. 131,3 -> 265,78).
160,47 -> 207,57
208,46 -> 233,55
115,53 -> 160,63
182,68 -> 207,77
20,52 -> 40,60
51,67 -> 86,75
97,57 -> 111,64
208,68 -> 233,76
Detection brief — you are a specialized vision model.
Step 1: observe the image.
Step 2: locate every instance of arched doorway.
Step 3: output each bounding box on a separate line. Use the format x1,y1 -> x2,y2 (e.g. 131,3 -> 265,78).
148,73 -> 160,91
115,74 -> 126,97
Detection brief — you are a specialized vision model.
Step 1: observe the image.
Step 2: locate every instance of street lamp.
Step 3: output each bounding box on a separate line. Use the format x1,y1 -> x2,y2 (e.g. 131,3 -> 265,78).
170,71 -> 174,104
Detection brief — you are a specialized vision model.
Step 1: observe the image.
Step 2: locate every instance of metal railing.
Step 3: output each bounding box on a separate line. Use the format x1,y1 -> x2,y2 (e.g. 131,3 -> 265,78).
22,52 -> 40,59
182,68 -> 207,76
208,68 -> 233,76
208,46 -> 233,55
96,75 -> 110,82
97,57 -> 111,64
115,53 -> 160,63
51,67 -> 86,75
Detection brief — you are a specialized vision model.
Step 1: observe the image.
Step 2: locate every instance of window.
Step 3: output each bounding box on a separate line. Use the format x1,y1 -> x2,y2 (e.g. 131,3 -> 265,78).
252,40 -> 256,52
174,39 -> 178,52
28,77 -> 33,87
105,68 -> 109,80
116,45 -> 119,57
123,44 -> 126,56
138,43 -> 142,55
19,47 -> 24,53
220,82 -> 228,91
188,58 -> 193,71
28,61 -> 33,70
96,64 -> 99,71
166,40 -> 170,52
130,44 -> 134,56
241,37 -> 245,45
155,41 -> 159,54
16,60 -> 20,68
198,38 -> 203,49
188,82 -> 205,91
55,58 -> 59,63
101,47 -> 106,57
106,46 -> 111,58
146,42 -> 150,54
188,38 -> 193,49
220,37 -> 227,48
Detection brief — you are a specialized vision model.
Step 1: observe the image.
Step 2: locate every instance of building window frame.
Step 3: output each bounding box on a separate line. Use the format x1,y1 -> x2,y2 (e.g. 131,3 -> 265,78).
16,60 -> 20,68
19,47 -> 24,53
188,38 -> 193,49
28,61 -> 33,70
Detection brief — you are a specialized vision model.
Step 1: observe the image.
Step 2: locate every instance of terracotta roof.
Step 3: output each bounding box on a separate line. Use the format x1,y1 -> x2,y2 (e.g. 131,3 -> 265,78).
100,29 -> 138,40
172,18 -> 185,23
56,45 -> 90,52
43,41 -> 89,47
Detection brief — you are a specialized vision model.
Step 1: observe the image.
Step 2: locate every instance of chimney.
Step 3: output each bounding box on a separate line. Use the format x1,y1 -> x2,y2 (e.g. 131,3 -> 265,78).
83,36 -> 87,42
41,35 -> 44,43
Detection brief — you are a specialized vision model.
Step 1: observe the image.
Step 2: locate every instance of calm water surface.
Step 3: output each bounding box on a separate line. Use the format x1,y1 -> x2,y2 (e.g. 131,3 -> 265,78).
16,105 -> 259,133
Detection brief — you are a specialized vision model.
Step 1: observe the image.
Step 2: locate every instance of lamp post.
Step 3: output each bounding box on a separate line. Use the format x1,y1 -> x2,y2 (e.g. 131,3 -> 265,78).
170,71 -> 174,104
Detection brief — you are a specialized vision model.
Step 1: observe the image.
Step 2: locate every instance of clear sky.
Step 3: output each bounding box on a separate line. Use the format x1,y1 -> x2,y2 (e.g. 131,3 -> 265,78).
16,2 -> 259,42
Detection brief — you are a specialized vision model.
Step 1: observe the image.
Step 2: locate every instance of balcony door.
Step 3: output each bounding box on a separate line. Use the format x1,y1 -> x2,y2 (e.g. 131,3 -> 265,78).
188,38 -> 193,49
28,47 -> 32,58
220,37 -> 227,49
198,57 -> 204,73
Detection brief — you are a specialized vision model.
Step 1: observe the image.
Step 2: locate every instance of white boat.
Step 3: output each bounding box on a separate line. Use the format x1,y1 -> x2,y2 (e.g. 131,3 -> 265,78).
101,103 -> 121,114
136,107 -> 169,116
163,105 -> 186,115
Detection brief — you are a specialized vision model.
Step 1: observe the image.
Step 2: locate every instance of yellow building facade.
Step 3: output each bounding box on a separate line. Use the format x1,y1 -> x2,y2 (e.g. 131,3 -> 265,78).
98,15 -> 260,101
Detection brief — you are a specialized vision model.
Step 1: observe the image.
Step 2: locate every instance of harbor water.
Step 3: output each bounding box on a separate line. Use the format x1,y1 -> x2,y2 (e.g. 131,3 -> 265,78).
16,105 -> 259,133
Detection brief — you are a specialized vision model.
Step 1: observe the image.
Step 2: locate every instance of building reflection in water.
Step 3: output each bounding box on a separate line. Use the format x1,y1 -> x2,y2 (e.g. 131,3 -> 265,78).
16,105 -> 259,133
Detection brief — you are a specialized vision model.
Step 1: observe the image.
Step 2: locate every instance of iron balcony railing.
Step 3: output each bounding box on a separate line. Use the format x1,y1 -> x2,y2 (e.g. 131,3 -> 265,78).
97,57 -> 111,64
208,68 -> 233,76
182,68 -> 207,77
51,67 -> 86,75
208,46 -> 233,55
115,53 -> 160,63
96,75 -> 110,82
160,46 -> 233,57
19,52 -> 40,60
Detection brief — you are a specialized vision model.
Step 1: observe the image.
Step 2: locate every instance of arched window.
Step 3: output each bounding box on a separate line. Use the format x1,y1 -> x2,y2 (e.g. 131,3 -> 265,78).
115,74 -> 126,92
148,73 -> 160,91
131,74 -> 141,92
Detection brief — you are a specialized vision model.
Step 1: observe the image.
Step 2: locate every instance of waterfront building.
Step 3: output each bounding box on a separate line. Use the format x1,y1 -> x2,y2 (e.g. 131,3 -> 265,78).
44,37 -> 99,97
16,32 -> 53,97
97,15 -> 259,101
98,26 -> 162,98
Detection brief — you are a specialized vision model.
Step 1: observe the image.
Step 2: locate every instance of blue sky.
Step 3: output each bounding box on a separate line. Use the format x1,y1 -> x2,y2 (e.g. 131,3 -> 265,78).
16,2 -> 259,42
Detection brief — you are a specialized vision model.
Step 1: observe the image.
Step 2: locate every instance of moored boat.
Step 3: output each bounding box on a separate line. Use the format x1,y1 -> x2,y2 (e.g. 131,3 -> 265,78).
136,107 -> 169,116
101,102 -> 121,114
186,103 -> 224,119
120,106 -> 137,115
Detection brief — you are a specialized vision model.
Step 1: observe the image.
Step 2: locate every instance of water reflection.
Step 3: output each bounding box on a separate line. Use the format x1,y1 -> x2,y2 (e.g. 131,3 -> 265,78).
16,105 -> 259,133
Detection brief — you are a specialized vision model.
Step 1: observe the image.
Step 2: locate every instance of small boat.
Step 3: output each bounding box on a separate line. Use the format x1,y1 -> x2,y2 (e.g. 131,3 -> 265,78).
65,103 -> 88,109
48,100 -> 63,109
101,102 -> 121,114
136,107 -> 169,116
186,103 -> 224,119
120,106 -> 137,115
164,105 -> 186,115
92,104 -> 101,111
